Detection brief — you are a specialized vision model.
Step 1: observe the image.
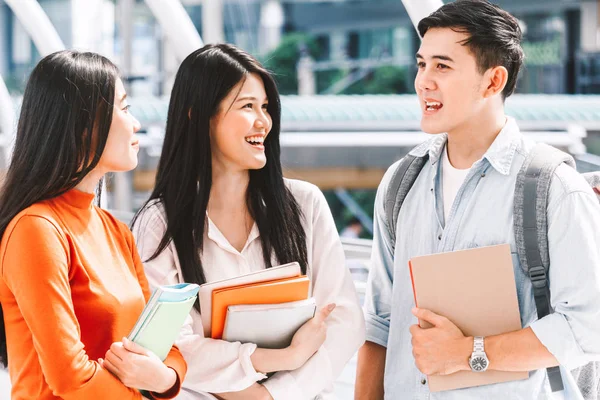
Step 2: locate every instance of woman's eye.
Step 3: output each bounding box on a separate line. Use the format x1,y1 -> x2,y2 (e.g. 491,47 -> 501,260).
123,105 -> 131,112
417,62 -> 425,68
438,64 -> 449,70
262,104 -> 268,110
243,103 -> 253,109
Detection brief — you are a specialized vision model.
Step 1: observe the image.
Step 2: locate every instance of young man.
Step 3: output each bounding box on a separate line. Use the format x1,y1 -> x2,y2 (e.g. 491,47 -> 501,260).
355,1 -> 600,399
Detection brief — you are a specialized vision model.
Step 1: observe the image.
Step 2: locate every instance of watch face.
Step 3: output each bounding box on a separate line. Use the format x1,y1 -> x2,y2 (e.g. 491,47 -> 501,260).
470,356 -> 488,372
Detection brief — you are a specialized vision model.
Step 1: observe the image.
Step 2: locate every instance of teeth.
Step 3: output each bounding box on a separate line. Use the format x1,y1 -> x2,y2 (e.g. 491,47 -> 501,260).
426,101 -> 441,107
245,136 -> 264,144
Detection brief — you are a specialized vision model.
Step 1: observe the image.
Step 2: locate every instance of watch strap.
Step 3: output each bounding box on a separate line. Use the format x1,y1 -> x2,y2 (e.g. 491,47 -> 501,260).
473,336 -> 485,353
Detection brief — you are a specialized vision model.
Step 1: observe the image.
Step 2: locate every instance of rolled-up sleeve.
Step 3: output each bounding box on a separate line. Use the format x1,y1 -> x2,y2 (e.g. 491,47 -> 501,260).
133,206 -> 267,394
363,164 -> 398,348
529,185 -> 600,370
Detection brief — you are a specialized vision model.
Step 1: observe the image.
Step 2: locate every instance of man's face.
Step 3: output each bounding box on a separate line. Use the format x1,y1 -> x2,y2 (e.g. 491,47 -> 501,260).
415,27 -> 488,135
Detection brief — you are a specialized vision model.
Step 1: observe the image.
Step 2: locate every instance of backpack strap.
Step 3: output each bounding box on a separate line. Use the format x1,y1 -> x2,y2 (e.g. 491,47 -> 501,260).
514,143 -> 575,392
384,153 -> 429,252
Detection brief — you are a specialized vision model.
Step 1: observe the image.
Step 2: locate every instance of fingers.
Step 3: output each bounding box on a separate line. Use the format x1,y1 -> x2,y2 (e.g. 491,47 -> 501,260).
109,342 -> 127,360
105,349 -> 124,369
122,337 -> 149,356
100,356 -> 121,377
313,303 -> 336,324
409,324 -> 420,337
412,307 -> 445,327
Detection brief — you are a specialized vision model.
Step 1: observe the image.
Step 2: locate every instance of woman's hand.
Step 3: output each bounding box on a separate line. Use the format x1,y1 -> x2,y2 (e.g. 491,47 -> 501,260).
287,303 -> 336,369
249,303 -> 336,374
213,383 -> 274,400
100,337 -> 177,394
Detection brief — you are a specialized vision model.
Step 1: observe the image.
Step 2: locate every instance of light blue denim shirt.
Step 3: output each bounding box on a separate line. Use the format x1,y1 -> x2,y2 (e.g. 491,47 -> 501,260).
364,117 -> 600,399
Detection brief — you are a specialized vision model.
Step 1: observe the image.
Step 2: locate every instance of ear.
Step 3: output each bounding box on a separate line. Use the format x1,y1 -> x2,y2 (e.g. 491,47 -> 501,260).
483,66 -> 508,98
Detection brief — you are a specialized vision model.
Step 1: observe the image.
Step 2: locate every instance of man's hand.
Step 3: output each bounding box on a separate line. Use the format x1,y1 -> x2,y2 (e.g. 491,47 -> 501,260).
409,308 -> 472,376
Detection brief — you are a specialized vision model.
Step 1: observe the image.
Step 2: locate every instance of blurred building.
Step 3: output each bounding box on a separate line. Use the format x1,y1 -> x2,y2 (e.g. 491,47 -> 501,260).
3,0 -> 600,96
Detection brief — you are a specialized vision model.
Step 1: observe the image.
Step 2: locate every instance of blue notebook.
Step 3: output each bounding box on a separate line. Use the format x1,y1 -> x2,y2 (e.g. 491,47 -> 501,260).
128,283 -> 200,361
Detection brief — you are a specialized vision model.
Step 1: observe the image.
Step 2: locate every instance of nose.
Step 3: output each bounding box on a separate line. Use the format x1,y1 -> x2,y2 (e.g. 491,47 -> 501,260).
254,109 -> 271,132
131,114 -> 141,133
415,68 -> 436,93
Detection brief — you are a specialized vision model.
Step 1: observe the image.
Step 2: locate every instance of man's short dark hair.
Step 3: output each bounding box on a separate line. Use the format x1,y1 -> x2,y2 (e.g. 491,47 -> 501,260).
418,0 -> 524,99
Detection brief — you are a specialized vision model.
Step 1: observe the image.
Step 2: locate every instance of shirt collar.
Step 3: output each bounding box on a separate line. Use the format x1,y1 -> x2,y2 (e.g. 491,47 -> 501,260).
206,215 -> 260,254
480,117 -> 521,176
408,117 -> 521,176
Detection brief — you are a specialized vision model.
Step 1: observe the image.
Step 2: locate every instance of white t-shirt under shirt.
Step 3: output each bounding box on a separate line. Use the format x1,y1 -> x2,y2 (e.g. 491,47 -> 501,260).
132,178 -> 365,400
442,145 -> 472,222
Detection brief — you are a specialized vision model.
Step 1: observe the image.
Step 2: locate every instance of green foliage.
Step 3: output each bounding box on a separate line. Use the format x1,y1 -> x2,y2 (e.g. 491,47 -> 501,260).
342,65 -> 410,95
263,33 -> 412,95
261,33 -> 319,95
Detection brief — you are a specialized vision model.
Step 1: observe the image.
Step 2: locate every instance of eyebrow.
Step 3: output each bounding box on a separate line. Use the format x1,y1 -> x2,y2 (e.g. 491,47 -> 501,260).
120,93 -> 127,103
415,53 -> 455,63
235,96 -> 268,103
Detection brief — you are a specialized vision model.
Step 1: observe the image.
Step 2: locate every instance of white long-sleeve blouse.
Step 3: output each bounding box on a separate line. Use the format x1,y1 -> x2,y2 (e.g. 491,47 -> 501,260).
132,178 -> 366,400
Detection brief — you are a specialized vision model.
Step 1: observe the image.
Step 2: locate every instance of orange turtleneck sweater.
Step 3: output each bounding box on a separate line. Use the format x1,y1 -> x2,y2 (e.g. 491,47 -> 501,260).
0,189 -> 187,399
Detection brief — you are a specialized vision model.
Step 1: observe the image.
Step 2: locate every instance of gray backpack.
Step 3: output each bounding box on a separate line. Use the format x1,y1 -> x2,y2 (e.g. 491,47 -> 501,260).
384,142 -> 600,398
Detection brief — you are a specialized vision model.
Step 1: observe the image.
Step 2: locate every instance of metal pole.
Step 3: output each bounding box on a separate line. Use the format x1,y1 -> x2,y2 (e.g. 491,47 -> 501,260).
400,0 -> 443,35
3,0 -> 65,55
0,74 -> 14,167
202,0 -> 224,44
144,0 -> 203,59
2,0 -> 65,166
113,0 -> 135,212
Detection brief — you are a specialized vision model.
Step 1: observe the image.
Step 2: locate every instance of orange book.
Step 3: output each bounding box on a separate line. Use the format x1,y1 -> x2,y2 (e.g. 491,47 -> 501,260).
211,276 -> 310,339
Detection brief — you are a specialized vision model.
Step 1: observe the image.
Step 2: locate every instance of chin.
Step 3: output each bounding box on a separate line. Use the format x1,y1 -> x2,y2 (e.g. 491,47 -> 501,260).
246,157 -> 267,170
420,119 -> 450,135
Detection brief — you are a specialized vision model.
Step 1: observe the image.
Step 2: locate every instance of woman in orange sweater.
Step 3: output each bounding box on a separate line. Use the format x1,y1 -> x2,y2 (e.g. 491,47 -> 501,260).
0,50 -> 186,399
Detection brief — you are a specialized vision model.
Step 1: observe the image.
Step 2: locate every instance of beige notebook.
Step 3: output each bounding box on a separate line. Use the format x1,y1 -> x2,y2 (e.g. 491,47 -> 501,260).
409,243 -> 528,392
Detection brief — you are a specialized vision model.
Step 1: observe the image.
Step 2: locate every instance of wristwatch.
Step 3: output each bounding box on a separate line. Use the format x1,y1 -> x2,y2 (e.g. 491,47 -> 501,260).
468,336 -> 489,372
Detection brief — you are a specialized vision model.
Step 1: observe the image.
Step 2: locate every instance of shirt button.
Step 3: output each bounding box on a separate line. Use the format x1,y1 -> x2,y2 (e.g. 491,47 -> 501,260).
438,234 -> 442,240
421,378 -> 427,385
481,172 -> 486,177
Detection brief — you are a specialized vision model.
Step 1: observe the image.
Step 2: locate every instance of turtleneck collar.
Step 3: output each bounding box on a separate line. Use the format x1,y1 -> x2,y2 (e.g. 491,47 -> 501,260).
58,189 -> 96,210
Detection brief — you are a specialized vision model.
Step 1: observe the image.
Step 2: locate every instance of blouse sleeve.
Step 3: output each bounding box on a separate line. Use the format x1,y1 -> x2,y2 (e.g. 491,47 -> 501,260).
263,185 -> 366,400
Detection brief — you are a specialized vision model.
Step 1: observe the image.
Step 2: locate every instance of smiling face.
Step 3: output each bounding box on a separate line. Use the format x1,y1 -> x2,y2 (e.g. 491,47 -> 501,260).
415,27 -> 491,135
96,78 -> 141,173
209,73 -> 272,173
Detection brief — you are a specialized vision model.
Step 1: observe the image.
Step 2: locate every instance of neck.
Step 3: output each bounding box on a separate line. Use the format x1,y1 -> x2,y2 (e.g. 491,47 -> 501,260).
75,169 -> 104,194
209,164 -> 250,214
446,105 -> 506,169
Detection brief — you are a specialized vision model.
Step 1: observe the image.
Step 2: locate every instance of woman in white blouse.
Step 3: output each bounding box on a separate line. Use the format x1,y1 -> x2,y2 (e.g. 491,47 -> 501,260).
131,43 -> 365,400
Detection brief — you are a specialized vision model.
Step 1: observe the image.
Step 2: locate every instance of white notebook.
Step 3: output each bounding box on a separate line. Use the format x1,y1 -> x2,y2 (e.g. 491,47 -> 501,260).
198,261 -> 301,337
222,298 -> 317,349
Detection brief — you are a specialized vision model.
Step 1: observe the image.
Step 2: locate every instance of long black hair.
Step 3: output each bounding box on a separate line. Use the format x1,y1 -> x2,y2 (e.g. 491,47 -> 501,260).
0,50 -> 119,367
132,44 -> 308,312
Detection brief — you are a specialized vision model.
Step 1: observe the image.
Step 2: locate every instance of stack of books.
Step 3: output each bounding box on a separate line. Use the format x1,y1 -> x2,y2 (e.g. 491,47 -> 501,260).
199,262 -> 316,349
128,283 -> 200,360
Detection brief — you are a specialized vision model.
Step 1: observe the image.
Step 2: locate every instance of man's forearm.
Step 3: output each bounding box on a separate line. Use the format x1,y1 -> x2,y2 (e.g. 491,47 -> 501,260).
355,341 -> 386,400
485,327 -> 558,372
